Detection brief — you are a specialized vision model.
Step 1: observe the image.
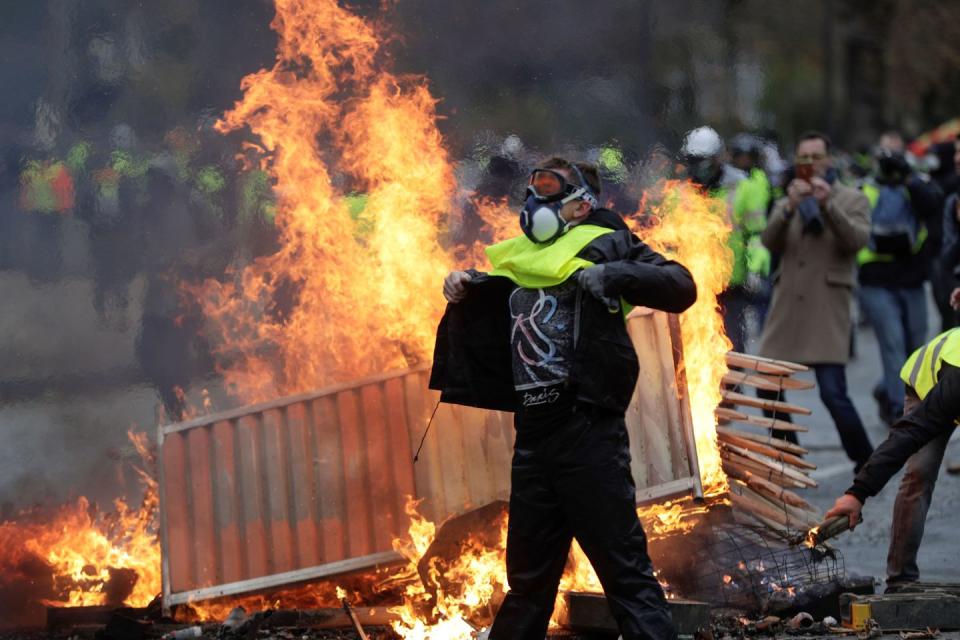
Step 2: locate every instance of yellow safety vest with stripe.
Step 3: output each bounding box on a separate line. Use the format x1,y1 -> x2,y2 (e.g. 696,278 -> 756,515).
486,224 -> 613,288
857,182 -> 928,266
900,328 -> 960,401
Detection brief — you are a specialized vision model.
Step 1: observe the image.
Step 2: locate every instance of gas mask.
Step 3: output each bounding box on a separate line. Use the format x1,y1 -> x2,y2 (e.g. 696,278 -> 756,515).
519,166 -> 598,243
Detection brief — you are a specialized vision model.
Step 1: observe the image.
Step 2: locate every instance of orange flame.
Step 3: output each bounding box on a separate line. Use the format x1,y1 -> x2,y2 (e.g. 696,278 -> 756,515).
635,180 -> 733,496
192,0 -> 459,403
0,430 -> 159,615
389,498 -> 508,639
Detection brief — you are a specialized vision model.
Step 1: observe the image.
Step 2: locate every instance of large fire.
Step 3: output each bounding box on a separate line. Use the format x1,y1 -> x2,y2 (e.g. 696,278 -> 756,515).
2,0 -> 738,631
0,431 -> 159,623
193,0 -> 460,404
639,180 -> 733,497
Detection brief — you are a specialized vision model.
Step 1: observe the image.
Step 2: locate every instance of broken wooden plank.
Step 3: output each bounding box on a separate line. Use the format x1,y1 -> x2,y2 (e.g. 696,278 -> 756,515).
723,370 -> 790,391
716,429 -> 816,470
751,372 -> 816,391
721,450 -> 814,489
729,481 -> 818,529
722,370 -> 815,392
721,442 -> 817,487
721,390 -> 813,415
723,463 -> 818,512
715,407 -> 808,432
726,352 -> 809,375
716,426 -> 809,456
722,455 -> 806,490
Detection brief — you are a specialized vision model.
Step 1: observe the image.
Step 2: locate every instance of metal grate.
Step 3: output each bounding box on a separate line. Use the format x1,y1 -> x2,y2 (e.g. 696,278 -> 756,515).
671,524 -> 845,612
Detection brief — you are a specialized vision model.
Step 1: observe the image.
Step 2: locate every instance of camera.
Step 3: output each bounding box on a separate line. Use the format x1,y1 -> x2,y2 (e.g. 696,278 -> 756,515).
876,150 -> 910,185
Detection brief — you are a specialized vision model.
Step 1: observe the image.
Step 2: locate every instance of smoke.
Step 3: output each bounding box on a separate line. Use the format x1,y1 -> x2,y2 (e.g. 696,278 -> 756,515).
0,1 -> 276,510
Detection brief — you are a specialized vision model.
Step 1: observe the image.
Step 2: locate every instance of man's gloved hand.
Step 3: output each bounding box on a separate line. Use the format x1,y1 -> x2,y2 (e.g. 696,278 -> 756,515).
578,265 -> 619,311
825,493 -> 864,531
443,270 -> 472,303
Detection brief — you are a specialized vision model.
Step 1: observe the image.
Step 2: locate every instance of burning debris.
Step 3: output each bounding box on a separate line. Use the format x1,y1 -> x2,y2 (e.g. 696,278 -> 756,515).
0,1 -> 886,638
0,431 -> 160,628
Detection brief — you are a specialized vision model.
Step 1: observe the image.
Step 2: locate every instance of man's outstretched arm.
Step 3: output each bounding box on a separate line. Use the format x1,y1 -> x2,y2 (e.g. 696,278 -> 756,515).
827,364 -> 960,527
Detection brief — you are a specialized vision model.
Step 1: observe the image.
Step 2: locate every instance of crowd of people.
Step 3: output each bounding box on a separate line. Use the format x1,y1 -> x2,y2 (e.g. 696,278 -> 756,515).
457,127 -> 960,457
3,121 -> 278,420
439,127 -> 960,637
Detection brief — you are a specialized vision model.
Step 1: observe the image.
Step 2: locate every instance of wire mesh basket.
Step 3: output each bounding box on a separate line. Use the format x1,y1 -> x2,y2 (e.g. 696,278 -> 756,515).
667,523 -> 845,612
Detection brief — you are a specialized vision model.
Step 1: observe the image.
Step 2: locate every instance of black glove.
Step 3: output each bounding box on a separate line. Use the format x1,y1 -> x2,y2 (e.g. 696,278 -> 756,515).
577,265 -> 620,311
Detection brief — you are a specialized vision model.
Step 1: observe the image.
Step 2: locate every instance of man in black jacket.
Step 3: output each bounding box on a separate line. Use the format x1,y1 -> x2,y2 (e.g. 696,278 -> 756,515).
432,157 -> 697,640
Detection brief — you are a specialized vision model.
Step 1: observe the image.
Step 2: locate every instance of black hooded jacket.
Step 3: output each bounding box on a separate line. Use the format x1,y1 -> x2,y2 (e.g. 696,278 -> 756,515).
429,208 -> 697,415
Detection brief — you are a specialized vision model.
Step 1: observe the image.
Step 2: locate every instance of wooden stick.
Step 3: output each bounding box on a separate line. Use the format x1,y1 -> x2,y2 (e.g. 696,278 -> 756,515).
751,373 -> 816,391
723,370 -> 816,391
716,426 -> 809,456
723,464 -> 817,512
721,442 -> 817,487
722,370 -> 788,392
721,450 -> 815,490
721,390 -> 813,415
341,599 -> 370,640
731,482 -> 818,529
744,486 -> 820,529
727,352 -> 809,373
717,430 -> 817,470
729,484 -> 793,529
722,440 -> 814,479
722,453 -> 806,489
736,507 -> 791,536
715,407 -> 808,432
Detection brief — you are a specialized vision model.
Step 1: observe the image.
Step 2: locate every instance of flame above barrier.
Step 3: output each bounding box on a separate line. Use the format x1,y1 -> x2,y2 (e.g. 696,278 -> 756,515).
0,0 -> 740,629
196,0 -> 462,403
637,180 -> 733,497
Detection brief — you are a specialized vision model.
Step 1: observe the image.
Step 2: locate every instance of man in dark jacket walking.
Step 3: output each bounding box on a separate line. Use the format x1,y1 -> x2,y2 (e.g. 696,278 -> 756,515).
432,157 -> 697,640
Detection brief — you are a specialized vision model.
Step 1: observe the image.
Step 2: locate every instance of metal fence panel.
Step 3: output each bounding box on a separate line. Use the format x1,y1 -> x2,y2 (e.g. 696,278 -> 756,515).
159,310 -> 700,607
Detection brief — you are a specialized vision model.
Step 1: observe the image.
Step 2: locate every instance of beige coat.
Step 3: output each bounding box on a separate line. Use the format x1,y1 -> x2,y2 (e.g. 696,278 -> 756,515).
757,183 -> 871,364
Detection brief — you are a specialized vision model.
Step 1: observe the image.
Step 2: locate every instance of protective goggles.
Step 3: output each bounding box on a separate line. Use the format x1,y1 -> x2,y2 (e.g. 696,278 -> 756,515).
526,167 -> 598,207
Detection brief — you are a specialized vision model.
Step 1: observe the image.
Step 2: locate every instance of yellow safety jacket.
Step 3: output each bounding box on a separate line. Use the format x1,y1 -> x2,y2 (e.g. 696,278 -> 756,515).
857,182 -> 928,266
900,328 -> 960,401
486,224 -> 613,289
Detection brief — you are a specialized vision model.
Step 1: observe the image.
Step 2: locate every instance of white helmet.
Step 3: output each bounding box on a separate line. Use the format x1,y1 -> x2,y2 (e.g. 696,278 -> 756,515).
680,126 -> 723,159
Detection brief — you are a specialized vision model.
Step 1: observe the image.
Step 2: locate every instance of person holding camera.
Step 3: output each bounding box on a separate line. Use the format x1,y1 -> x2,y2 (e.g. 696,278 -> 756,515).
756,131 -> 875,470
858,132 -> 944,425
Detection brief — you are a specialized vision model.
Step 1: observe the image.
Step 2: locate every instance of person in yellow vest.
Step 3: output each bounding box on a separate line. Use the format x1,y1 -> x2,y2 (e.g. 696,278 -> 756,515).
434,157 -> 697,640
857,141 -> 944,426
729,133 -> 774,329
827,316 -> 960,590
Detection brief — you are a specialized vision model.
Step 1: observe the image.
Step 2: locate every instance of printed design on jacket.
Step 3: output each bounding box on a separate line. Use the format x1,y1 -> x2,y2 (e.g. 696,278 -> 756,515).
509,281 -> 577,407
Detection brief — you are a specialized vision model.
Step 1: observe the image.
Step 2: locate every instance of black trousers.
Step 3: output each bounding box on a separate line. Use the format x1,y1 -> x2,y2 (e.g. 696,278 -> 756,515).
488,407 -> 676,640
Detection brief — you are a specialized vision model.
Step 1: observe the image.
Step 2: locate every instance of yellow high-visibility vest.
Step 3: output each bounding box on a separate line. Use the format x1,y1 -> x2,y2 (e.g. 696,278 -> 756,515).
487,224 -> 614,289
857,182 -> 927,266
900,328 -> 960,400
